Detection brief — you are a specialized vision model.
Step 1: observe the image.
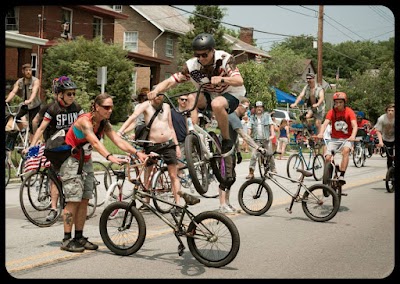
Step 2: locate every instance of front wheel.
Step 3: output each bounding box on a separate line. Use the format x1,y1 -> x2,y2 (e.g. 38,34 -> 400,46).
99,201 -> 147,256
353,144 -> 364,168
238,178 -> 273,216
187,211 -> 240,268
302,184 -> 340,222
19,170 -> 64,227
185,133 -> 208,194
385,167 -> 395,193
312,154 -> 325,181
286,154 -> 304,180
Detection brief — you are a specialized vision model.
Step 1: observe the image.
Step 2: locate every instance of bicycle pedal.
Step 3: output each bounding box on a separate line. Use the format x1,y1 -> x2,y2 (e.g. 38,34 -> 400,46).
341,193 -> 348,196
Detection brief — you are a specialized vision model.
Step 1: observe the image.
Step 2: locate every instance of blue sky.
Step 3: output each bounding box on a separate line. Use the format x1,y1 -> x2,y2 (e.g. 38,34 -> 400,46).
174,5 -> 394,51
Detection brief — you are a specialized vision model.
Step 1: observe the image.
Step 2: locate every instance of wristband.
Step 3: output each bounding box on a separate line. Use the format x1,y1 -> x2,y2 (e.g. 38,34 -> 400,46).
106,153 -> 113,160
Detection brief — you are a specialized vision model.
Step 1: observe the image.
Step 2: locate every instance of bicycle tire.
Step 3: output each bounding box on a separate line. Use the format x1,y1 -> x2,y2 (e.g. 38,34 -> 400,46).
86,182 -> 97,219
286,153 -> 304,180
380,147 -> 387,158
187,211 -> 240,268
185,133 -> 208,194
322,163 -> 333,186
208,131 -> 227,185
312,154 -> 325,181
385,166 -> 395,193
302,184 -> 340,222
199,164 -> 219,198
5,157 -> 10,187
106,160 -> 137,201
99,201 -> 147,256
92,160 -> 113,206
257,154 -> 267,177
19,170 -> 64,227
353,144 -> 364,168
238,178 -> 273,216
152,169 -> 174,214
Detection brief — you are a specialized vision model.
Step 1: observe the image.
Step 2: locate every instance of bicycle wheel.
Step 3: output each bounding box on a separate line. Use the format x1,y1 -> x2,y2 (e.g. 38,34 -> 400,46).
380,147 -> 387,158
353,144 -> 363,168
99,201 -> 146,256
257,154 -> 267,177
152,170 -> 174,213
385,167 -> 395,193
286,153 -> 304,180
187,211 -> 240,268
19,170 -> 64,227
208,131 -> 227,184
86,183 -> 97,219
107,160 -> 137,201
5,157 -> 10,187
312,154 -> 325,181
302,184 -> 340,222
185,133 -> 208,194
200,164 -> 219,198
238,178 -> 273,216
92,160 -> 113,206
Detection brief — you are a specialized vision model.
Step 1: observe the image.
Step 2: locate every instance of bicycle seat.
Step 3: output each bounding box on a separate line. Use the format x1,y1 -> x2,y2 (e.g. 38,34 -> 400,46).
296,169 -> 313,177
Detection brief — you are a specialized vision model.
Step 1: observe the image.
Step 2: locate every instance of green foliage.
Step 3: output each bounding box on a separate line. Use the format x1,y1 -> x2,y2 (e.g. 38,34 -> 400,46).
42,36 -> 135,123
238,61 -> 276,111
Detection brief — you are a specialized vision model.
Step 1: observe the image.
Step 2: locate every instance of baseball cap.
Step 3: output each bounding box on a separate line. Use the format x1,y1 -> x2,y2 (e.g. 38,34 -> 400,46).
306,73 -> 315,79
255,101 -> 263,107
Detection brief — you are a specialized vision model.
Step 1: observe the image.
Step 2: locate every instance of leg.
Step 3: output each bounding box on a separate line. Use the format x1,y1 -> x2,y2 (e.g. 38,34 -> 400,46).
340,147 -> 351,174
187,92 -> 207,125
211,96 -> 230,140
167,163 -> 181,205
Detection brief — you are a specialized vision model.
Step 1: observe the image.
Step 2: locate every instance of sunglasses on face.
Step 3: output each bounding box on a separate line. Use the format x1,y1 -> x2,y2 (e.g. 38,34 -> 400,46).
99,105 -> 113,111
180,98 -> 188,102
241,104 -> 249,110
65,92 -> 76,97
194,51 -> 209,58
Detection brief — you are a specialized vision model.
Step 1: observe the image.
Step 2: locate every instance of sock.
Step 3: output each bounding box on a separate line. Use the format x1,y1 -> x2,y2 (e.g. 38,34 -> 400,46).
63,232 -> 72,241
340,171 -> 345,177
75,230 -> 83,239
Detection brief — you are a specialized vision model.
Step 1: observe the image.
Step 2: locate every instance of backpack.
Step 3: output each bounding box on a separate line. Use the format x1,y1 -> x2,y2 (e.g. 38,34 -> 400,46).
44,119 -> 106,170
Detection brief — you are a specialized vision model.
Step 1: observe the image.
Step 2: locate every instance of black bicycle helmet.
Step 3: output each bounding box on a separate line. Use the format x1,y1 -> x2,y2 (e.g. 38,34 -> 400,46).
59,80 -> 77,91
192,33 -> 215,51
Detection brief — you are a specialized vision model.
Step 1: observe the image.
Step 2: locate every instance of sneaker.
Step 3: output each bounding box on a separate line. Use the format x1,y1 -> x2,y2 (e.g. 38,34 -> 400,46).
46,209 -> 58,222
60,238 -> 85,253
337,176 -> 346,185
221,139 -> 234,154
75,237 -> 99,250
219,204 -> 235,214
227,203 -> 241,213
246,173 -> 254,180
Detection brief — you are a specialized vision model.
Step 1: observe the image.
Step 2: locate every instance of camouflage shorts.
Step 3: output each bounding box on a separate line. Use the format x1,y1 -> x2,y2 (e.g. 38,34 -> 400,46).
59,157 -> 95,202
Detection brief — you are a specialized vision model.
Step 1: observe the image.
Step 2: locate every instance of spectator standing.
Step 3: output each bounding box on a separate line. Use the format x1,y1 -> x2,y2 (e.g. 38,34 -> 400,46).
240,113 -> 250,152
277,119 -> 290,160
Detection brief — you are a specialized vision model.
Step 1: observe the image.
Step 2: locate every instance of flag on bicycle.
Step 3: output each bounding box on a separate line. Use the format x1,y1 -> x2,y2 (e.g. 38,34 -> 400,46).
24,145 -> 51,172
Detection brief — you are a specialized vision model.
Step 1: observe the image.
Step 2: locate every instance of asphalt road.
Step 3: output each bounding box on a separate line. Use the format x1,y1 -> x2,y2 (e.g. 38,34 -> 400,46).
4,152 -> 395,279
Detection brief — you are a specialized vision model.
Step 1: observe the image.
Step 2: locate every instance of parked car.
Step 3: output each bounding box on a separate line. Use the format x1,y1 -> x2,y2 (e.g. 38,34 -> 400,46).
273,109 -> 297,125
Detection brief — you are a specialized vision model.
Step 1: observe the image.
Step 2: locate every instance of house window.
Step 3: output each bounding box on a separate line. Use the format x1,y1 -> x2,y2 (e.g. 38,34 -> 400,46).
31,54 -> 38,77
93,17 -> 103,39
124,32 -> 138,52
6,7 -> 18,31
61,8 -> 73,39
165,36 -> 174,58
112,5 -> 122,12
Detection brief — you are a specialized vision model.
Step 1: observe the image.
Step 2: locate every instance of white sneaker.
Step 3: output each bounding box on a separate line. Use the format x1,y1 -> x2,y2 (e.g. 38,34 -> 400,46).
227,203 -> 241,213
219,204 -> 235,214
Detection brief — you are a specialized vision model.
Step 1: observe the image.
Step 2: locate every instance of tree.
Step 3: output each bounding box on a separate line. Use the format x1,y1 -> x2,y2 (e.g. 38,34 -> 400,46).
42,36 -> 135,123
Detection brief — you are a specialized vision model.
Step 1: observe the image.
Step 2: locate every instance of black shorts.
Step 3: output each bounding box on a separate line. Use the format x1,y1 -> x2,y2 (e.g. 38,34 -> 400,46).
204,92 -> 239,114
144,142 -> 177,165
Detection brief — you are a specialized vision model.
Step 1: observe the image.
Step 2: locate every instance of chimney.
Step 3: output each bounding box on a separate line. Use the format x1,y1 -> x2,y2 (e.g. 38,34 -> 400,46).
239,27 -> 254,45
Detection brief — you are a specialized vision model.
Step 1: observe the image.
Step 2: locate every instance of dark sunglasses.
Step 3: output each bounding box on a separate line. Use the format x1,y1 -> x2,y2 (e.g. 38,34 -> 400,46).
65,92 -> 76,97
99,105 -> 113,111
194,51 -> 209,58
180,98 -> 188,102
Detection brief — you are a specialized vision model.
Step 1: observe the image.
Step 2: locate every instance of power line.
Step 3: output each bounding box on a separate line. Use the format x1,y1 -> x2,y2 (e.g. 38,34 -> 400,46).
276,5 -> 316,18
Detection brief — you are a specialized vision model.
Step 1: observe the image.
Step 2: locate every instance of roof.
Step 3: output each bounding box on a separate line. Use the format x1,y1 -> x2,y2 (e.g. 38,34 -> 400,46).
130,5 -> 192,35
224,34 -> 271,58
6,31 -> 48,48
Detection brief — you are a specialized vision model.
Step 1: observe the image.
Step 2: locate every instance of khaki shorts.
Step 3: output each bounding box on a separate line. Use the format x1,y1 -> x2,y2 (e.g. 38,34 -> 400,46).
59,157 -> 94,202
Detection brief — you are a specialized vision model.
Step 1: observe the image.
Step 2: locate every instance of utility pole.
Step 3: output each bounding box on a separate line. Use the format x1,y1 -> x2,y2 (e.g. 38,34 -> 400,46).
317,5 -> 324,85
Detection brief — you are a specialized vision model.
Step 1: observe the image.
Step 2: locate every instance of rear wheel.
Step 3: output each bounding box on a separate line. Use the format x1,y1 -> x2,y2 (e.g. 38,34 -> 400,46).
187,211 -> 240,268
302,184 -> 340,222
208,131 -> 227,185
185,133 -> 208,194
385,167 -> 395,193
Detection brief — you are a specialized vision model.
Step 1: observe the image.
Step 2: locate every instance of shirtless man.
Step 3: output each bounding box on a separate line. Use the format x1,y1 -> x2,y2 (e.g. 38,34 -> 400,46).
117,92 -> 182,212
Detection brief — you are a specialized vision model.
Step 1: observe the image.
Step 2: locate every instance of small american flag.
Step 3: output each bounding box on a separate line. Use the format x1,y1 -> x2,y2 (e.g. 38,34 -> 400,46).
24,145 -> 51,172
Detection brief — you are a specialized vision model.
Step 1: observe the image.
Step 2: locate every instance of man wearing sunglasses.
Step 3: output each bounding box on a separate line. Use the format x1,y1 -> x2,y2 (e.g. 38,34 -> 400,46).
24,77 -> 85,223
147,33 -> 246,156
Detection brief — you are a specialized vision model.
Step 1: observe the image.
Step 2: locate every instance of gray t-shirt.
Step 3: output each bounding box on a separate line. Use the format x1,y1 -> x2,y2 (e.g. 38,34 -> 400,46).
374,114 -> 395,142
228,111 -> 243,146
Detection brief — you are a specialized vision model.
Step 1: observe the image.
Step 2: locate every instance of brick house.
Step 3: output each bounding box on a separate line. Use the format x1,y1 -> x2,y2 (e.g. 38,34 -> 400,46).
5,5 -> 128,97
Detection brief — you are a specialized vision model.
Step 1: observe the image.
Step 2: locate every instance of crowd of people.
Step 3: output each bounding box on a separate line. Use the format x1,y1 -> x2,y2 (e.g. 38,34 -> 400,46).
6,32 -> 394,254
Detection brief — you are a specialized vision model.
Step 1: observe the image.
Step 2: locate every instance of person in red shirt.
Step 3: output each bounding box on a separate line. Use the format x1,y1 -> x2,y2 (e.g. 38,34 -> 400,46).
317,92 -> 358,180
356,111 -> 370,129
